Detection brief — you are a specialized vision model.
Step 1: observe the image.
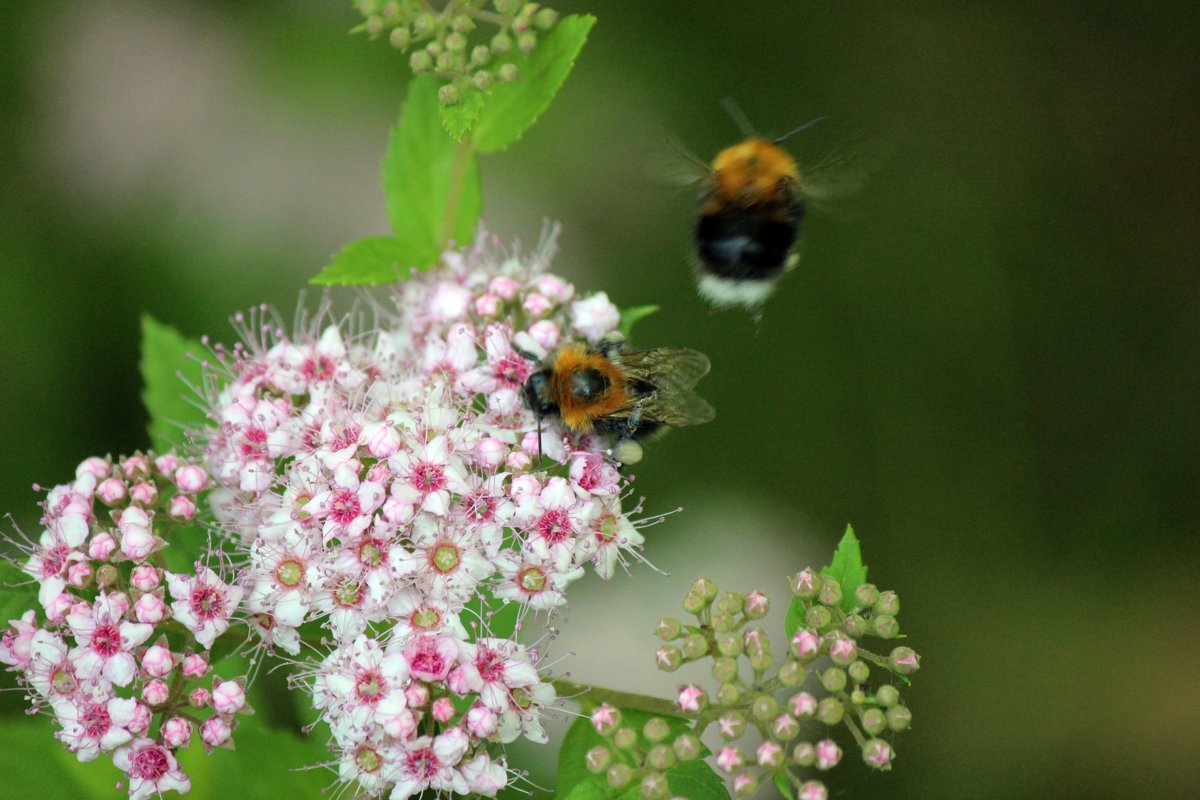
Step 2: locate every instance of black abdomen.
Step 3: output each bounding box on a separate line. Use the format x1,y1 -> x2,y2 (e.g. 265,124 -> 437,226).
695,204 -> 804,281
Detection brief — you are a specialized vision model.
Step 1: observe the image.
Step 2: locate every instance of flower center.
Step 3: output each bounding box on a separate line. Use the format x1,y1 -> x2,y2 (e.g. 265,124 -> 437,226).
538,510 -> 572,543
329,424 -> 361,452
329,490 -> 362,525
240,427 -> 268,458
51,667 -> 78,695
406,747 -> 440,780
303,355 -> 336,382
431,544 -> 460,574
463,494 -> 495,521
476,647 -> 505,683
411,462 -> 445,493
496,355 -> 530,386
512,686 -> 534,709
81,702 -> 112,739
595,514 -> 618,543
40,544 -> 69,578
190,585 -> 225,620
356,670 -> 386,703
411,607 -> 441,630
275,559 -> 304,587
333,579 -> 364,608
518,567 -> 546,593
358,539 -> 385,568
355,746 -> 381,774
130,744 -> 170,780
408,639 -> 446,676
90,623 -> 121,656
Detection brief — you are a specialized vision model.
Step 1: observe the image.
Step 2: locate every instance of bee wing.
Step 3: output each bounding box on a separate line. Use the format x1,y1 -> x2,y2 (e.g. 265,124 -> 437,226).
649,133 -> 712,189
633,388 -> 716,429
798,134 -> 893,211
615,347 -> 712,391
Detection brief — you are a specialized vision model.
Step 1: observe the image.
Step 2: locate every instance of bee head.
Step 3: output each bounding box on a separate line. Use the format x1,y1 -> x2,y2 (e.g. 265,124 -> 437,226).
522,369 -> 557,418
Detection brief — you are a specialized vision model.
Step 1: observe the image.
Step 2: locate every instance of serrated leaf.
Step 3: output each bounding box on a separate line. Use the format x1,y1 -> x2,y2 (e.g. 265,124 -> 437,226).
618,304 -> 659,339
440,88 -> 486,140
784,593 -> 806,640
472,15 -> 596,153
557,709 -> 698,800
311,236 -> 413,285
774,770 -> 795,799
821,524 -> 868,612
665,759 -> 730,800
381,75 -> 482,270
140,315 -> 207,453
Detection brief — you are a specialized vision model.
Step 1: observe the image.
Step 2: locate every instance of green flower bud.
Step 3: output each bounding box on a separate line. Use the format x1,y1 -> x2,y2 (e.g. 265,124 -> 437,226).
409,50 -> 433,72
860,707 -> 887,735
716,632 -> 743,658
681,590 -> 706,615
365,16 -> 385,36
777,658 -> 804,686
471,45 -> 492,65
691,577 -> 718,602
793,741 -> 815,766
491,33 -> 513,53
772,712 -> 800,740
888,646 -> 920,675
886,705 -> 912,732
711,656 -> 738,684
438,84 -> 460,105
389,26 -> 410,49
435,52 -> 462,73
848,660 -> 870,684
850,689 -> 867,706
733,771 -> 759,797
716,591 -> 744,615
874,590 -> 900,616
445,32 -> 467,53
643,718 -> 671,744
710,611 -> 736,633
641,772 -> 670,799
413,13 -> 436,37
585,746 -> 611,773
804,605 -> 832,630
817,697 -> 844,725
743,590 -> 770,619
517,31 -> 537,53
715,682 -> 741,706
95,564 -> 119,588
425,40 -> 443,57
607,763 -> 634,789
790,568 -> 819,598
471,70 -> 492,91
647,743 -> 676,771
381,1 -> 400,19
613,726 -> 638,751
854,583 -> 879,609
520,3 -> 541,18
673,733 -> 702,761
452,14 -> 475,33
493,0 -> 519,14
842,613 -> 868,638
747,649 -> 774,673
862,739 -> 895,770
655,646 -> 683,672
817,576 -> 842,608
875,685 -> 900,707
820,667 -> 846,693
871,614 -> 899,639
717,711 -> 746,740
533,8 -> 559,29
681,633 -> 709,660
751,694 -> 779,722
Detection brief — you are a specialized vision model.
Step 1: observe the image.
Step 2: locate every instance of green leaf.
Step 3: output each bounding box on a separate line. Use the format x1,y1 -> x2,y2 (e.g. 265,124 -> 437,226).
439,88 -> 486,141
472,15 -> 596,153
140,315 -> 207,453
774,770 -> 795,800
557,709 -> 699,800
784,593 -> 806,641
311,235 -> 415,285
821,524 -> 868,613
664,759 -> 730,800
0,558 -> 37,625
381,75 -> 482,271
0,719 -> 116,798
203,716 -> 332,799
618,304 -> 660,339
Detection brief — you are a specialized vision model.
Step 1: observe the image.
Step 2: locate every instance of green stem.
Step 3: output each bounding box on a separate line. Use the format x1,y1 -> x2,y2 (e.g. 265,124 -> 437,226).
438,136 -> 475,249
550,677 -> 694,719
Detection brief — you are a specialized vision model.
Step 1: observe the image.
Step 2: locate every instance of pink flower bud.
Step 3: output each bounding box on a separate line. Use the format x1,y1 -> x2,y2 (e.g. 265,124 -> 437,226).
535,274 -> 574,303
527,320 -> 561,351
134,593 -> 167,624
122,456 -> 150,480
446,666 -> 472,695
570,292 -> 619,340
200,715 -> 232,748
791,629 -> 821,659
212,679 -> 246,715
182,653 -> 209,678
96,477 -> 127,505
189,687 -> 211,708
154,453 -> 181,475
815,739 -> 842,770
404,683 -> 429,708
131,564 -> 161,592
431,697 -> 455,722
76,456 -> 111,479
791,568 -> 819,597
162,717 -> 192,749
788,691 -> 818,718
44,592 -> 73,623
117,506 -> 157,561
127,701 -> 152,735
174,465 -> 209,493
488,276 -> 519,300
757,740 -> 784,769
474,293 -> 502,316
522,292 -> 553,316
590,704 -> 620,735
799,781 -> 828,800
828,635 -> 857,665
130,481 -> 159,506
168,495 -> 197,521
465,704 -> 498,737
862,739 -> 894,770
506,450 -> 532,470
676,683 -> 707,712
474,438 -> 506,470
142,644 -> 174,678
366,462 -> 392,483
716,746 -> 745,773
88,532 -> 118,561
364,421 -> 402,458
142,679 -> 170,706
429,282 -> 472,321
67,562 -> 93,588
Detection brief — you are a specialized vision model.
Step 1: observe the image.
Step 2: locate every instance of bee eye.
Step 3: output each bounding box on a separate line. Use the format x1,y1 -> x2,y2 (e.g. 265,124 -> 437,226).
569,368 -> 609,402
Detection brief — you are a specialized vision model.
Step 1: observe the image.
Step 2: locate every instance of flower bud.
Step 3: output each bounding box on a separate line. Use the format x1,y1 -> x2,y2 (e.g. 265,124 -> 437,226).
871,614 -> 899,639
817,576 -> 842,608
201,715 -> 232,748
743,590 -> 769,619
88,532 -> 118,561
438,83 -> 460,107
757,740 -> 784,769
585,746 -> 611,773
710,611 -> 736,633
790,629 -> 821,659
848,659 -> 870,684
412,12 -> 436,36
717,711 -> 745,740
189,687 -> 211,708
888,646 -> 920,675
491,33 -> 512,53
364,15 -> 383,35
142,643 -> 174,678
799,780 -> 828,800
96,564 -> 120,588
673,733 -> 701,761
751,694 -> 779,722
213,679 -> 247,715
875,684 -> 900,707
716,632 -> 743,657
517,31 -> 537,53
97,477 -> 128,506
715,591 -> 743,615
828,635 -> 857,666
606,763 -> 634,790
681,633 -> 708,660
791,568 -> 818,598
676,684 -> 707,712
862,739 -> 895,770
640,772 -> 670,800
733,771 -> 758,797
853,582 -> 879,609
452,13 -> 475,33
389,26 -> 410,48
142,679 -> 170,706
168,494 -> 197,521
887,705 -> 912,732
817,697 -> 844,725
182,652 -> 209,678
716,746 -> 745,773
647,743 -> 676,771
643,717 -> 671,743
533,8 -> 559,29
747,648 -> 774,673
67,562 -> 92,588
715,682 -> 741,706
860,707 -> 887,735
122,456 -> 150,480
591,705 -> 620,736
466,704 -> 498,738
681,591 -> 706,615
162,717 -> 192,749
690,577 -> 718,601
613,726 -> 638,751
655,646 -> 682,672
874,591 -> 900,616
134,593 -> 167,624
445,32 -> 467,53
653,615 -> 683,640
773,712 -> 799,740
410,50 -> 433,72
804,605 -> 832,630
788,691 -> 817,718
472,70 -> 493,91
131,564 -> 160,591
130,481 -> 159,506
497,63 -> 519,83
778,658 -> 804,686
842,613 -> 867,638
793,741 -> 815,766
711,656 -> 738,684
815,738 -> 842,770
431,697 -> 455,722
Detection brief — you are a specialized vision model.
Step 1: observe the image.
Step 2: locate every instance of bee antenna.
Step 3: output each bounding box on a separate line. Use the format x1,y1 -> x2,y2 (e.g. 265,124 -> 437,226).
775,116 -> 826,144
536,415 -> 544,460
720,97 -> 757,138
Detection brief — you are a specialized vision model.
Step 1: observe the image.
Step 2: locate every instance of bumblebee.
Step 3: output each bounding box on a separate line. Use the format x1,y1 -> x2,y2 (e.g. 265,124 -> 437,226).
522,333 -> 714,464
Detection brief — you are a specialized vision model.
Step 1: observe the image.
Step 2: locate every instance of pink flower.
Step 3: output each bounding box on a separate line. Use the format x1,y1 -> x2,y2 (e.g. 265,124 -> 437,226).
166,568 -> 244,649
66,593 -> 153,687
51,694 -> 140,762
458,752 -> 508,797
0,609 -> 38,668
403,634 -> 460,682
113,738 -> 191,800
455,638 -> 540,712
389,729 -> 470,799
388,435 -> 469,518
569,292 -> 620,340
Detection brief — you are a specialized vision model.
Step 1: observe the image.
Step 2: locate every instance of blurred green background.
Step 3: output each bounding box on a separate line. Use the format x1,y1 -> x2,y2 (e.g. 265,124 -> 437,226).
2,1 -> 1198,798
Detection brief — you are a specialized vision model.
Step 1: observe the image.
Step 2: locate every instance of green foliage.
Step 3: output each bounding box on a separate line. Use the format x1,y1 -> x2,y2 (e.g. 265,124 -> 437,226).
440,89 -> 486,141
775,770 -> 795,799
0,558 -> 36,629
822,525 -> 868,613
197,716 -> 331,798
783,591 -> 805,640
472,15 -> 596,153
140,315 -> 207,452
618,304 -> 660,339
311,236 -> 415,285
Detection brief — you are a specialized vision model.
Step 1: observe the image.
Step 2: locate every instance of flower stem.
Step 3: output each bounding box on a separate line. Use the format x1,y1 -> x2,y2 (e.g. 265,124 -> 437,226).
551,677 -> 693,719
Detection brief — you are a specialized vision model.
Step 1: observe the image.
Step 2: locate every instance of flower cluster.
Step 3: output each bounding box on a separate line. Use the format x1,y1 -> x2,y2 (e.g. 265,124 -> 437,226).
652,572 -> 919,799
354,0 -> 561,104
199,232 -> 654,797
584,705 -> 703,800
0,453 -> 251,800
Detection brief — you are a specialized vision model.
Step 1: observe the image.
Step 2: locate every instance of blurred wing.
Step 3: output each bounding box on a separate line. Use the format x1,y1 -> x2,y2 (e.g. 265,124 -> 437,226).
798,134 -> 893,211
649,133 -> 713,189
616,347 -> 712,390
636,389 -> 716,428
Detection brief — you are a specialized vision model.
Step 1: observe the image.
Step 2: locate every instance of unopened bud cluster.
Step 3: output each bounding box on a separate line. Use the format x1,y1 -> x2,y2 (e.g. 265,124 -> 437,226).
654,572 -> 919,798
585,705 -> 701,800
353,0 -> 560,103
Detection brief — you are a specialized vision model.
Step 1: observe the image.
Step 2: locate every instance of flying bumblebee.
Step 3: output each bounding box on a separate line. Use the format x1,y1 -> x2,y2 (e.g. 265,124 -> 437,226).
522,333 -> 714,465
672,101 -> 875,312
